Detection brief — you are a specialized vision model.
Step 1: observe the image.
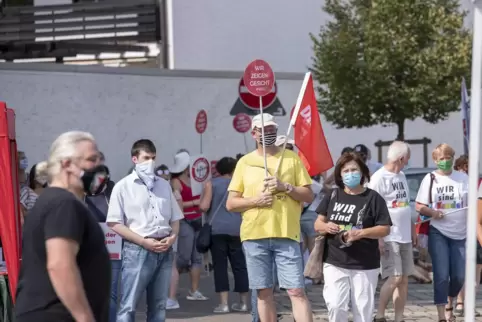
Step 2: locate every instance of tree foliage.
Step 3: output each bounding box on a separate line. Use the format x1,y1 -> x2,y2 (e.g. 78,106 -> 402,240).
311,0 -> 472,140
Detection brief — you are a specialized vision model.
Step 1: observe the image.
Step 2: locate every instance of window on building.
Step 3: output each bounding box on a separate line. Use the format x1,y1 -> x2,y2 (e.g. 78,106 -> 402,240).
4,0 -> 33,6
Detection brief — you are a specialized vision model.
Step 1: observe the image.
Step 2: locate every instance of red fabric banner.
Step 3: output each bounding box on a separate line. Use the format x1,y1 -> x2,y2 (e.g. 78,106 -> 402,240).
294,74 -> 334,176
0,103 -> 21,301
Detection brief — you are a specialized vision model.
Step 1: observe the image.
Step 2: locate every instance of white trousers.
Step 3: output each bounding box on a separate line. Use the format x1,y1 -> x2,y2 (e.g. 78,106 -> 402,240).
323,263 -> 379,322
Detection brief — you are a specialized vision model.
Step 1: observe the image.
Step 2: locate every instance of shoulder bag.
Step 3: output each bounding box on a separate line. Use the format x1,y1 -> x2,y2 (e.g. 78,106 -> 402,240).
196,190 -> 229,253
304,188 -> 338,280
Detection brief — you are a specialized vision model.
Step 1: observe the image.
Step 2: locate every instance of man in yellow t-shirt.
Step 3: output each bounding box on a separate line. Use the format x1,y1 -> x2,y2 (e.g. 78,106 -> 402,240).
226,113 -> 314,322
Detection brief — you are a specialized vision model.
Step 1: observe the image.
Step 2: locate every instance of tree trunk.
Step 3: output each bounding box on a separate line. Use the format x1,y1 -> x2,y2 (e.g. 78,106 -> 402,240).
396,119 -> 405,141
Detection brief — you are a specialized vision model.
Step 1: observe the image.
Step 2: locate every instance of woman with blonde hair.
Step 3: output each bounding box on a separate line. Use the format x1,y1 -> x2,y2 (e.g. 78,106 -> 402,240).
415,144 -> 469,322
28,162 -> 49,195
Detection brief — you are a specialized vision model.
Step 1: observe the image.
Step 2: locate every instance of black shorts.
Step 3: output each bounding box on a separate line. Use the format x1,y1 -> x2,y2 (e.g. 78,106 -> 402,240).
477,242 -> 482,265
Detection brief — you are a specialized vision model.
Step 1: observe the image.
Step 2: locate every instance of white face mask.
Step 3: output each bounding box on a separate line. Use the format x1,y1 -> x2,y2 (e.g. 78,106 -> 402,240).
136,160 -> 155,175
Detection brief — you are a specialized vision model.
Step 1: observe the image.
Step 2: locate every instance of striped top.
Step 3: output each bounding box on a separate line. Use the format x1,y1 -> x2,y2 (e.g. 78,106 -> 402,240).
20,184 -> 38,211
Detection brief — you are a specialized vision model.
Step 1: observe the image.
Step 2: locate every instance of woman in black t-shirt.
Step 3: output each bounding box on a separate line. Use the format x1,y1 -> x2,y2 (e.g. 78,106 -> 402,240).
314,152 -> 391,322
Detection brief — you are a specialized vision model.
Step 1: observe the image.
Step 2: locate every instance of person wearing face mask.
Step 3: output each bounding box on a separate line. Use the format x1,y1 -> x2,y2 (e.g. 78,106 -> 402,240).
84,161 -> 118,322
106,139 -> 182,322
15,131 -> 111,322
227,113 -> 315,322
18,151 -> 38,214
415,143 -> 469,322
369,141 -> 416,322
313,152 -> 391,322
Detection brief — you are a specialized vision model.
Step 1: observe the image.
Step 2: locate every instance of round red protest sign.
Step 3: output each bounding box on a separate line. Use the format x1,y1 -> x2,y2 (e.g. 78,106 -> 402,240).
233,113 -> 252,133
195,109 -> 207,134
243,59 -> 275,97
191,157 -> 210,183
239,78 -> 277,110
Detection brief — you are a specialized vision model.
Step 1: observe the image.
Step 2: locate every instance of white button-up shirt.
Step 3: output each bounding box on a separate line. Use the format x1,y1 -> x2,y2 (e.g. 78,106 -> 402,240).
106,171 -> 184,238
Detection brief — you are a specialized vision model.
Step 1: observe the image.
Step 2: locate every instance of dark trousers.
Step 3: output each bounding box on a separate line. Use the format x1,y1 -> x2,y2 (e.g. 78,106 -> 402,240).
210,234 -> 249,293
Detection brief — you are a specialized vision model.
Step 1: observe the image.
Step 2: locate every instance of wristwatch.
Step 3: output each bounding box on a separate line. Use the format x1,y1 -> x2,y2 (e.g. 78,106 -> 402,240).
284,183 -> 294,193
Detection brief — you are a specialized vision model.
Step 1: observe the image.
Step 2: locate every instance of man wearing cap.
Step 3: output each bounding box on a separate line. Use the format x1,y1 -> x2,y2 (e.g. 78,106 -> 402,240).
354,144 -> 383,175
227,113 -> 314,322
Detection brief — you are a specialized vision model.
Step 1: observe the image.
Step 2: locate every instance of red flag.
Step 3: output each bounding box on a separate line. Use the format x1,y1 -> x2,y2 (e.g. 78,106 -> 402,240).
294,74 -> 333,176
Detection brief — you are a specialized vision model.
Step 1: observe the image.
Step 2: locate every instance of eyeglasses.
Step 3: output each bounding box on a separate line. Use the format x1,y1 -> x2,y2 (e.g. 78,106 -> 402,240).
156,169 -> 170,176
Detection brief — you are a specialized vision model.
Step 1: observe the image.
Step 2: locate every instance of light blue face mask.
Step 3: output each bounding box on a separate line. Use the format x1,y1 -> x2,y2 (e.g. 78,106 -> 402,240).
402,160 -> 411,171
19,158 -> 28,170
342,172 -> 361,188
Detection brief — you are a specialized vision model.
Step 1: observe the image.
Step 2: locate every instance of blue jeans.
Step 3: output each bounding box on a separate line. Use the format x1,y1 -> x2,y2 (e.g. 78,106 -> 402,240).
428,227 -> 466,305
109,260 -> 122,322
117,242 -> 173,322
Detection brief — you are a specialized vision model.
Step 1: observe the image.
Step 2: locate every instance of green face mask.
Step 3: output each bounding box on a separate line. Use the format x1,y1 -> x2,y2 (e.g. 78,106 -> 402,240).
437,160 -> 453,171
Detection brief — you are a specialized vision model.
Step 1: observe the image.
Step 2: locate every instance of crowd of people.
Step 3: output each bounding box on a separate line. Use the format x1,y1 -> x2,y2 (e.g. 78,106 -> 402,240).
5,112 -> 482,322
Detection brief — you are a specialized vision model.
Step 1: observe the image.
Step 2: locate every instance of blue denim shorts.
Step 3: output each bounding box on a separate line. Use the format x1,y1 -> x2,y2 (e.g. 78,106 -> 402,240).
243,238 -> 304,290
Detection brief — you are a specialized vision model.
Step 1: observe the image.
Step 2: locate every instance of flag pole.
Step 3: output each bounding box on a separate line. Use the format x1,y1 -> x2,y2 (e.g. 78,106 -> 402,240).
464,2 -> 482,321
259,97 -> 268,177
274,72 -> 312,175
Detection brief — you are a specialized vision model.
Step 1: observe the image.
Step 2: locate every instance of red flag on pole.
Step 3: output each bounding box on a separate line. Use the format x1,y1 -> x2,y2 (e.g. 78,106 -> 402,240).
294,74 -> 333,176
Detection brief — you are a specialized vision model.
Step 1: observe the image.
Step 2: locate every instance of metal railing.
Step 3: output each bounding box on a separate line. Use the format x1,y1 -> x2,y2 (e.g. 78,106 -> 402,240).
0,0 -> 162,62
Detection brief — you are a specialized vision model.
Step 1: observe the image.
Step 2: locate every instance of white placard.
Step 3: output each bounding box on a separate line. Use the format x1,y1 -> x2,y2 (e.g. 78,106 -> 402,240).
99,223 -> 122,260
189,155 -> 211,196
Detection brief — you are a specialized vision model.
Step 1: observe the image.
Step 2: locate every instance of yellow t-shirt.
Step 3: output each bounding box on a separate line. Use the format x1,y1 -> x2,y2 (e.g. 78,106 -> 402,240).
228,149 -> 312,242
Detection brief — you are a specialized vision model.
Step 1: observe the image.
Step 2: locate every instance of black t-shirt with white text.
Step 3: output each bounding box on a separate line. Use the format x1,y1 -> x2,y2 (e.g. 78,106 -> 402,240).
15,187 -> 111,322
316,188 -> 392,270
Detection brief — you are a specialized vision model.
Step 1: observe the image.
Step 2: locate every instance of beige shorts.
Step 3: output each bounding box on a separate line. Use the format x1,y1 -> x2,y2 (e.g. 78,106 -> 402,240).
381,242 -> 414,279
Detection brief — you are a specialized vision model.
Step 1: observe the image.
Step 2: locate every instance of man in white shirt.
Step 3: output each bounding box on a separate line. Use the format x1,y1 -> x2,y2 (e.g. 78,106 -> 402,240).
107,139 -> 184,322
369,141 -> 415,322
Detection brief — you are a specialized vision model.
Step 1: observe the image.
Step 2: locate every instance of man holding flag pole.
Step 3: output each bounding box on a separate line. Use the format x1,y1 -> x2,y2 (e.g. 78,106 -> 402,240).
227,71 -> 333,322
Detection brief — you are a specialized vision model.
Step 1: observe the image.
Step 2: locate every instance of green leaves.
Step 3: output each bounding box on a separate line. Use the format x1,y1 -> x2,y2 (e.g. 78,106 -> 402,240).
311,0 -> 471,139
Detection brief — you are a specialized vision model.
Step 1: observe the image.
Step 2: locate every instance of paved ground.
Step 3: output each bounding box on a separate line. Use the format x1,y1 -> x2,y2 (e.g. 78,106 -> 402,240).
134,271 -> 482,322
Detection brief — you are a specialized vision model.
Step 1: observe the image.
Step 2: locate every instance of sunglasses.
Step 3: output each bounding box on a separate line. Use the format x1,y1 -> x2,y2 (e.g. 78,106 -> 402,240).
156,169 -> 170,176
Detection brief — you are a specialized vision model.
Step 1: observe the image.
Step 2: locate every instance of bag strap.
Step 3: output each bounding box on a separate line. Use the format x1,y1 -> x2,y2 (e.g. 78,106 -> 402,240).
208,190 -> 229,225
428,173 -> 435,204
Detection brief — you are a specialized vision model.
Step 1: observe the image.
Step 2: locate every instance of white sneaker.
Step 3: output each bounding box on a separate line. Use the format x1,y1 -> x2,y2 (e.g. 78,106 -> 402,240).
213,304 -> 229,313
166,298 -> 180,310
186,290 -> 209,301
231,303 -> 248,312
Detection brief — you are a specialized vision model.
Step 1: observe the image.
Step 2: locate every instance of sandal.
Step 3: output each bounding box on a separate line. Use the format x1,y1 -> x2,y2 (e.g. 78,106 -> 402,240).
454,302 -> 464,315
445,307 -> 456,322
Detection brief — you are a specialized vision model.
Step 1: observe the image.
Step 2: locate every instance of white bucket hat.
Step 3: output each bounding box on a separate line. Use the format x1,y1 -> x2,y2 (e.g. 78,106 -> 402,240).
275,135 -> 295,147
170,151 -> 190,174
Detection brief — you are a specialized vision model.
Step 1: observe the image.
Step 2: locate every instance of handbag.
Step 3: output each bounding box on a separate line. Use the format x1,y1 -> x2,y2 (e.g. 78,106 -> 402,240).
304,235 -> 326,280
416,173 -> 435,235
304,188 -> 338,279
196,190 -> 229,253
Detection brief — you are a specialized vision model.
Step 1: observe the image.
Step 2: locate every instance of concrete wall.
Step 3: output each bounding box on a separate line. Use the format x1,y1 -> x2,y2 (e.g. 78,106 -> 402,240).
0,63 -> 468,182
